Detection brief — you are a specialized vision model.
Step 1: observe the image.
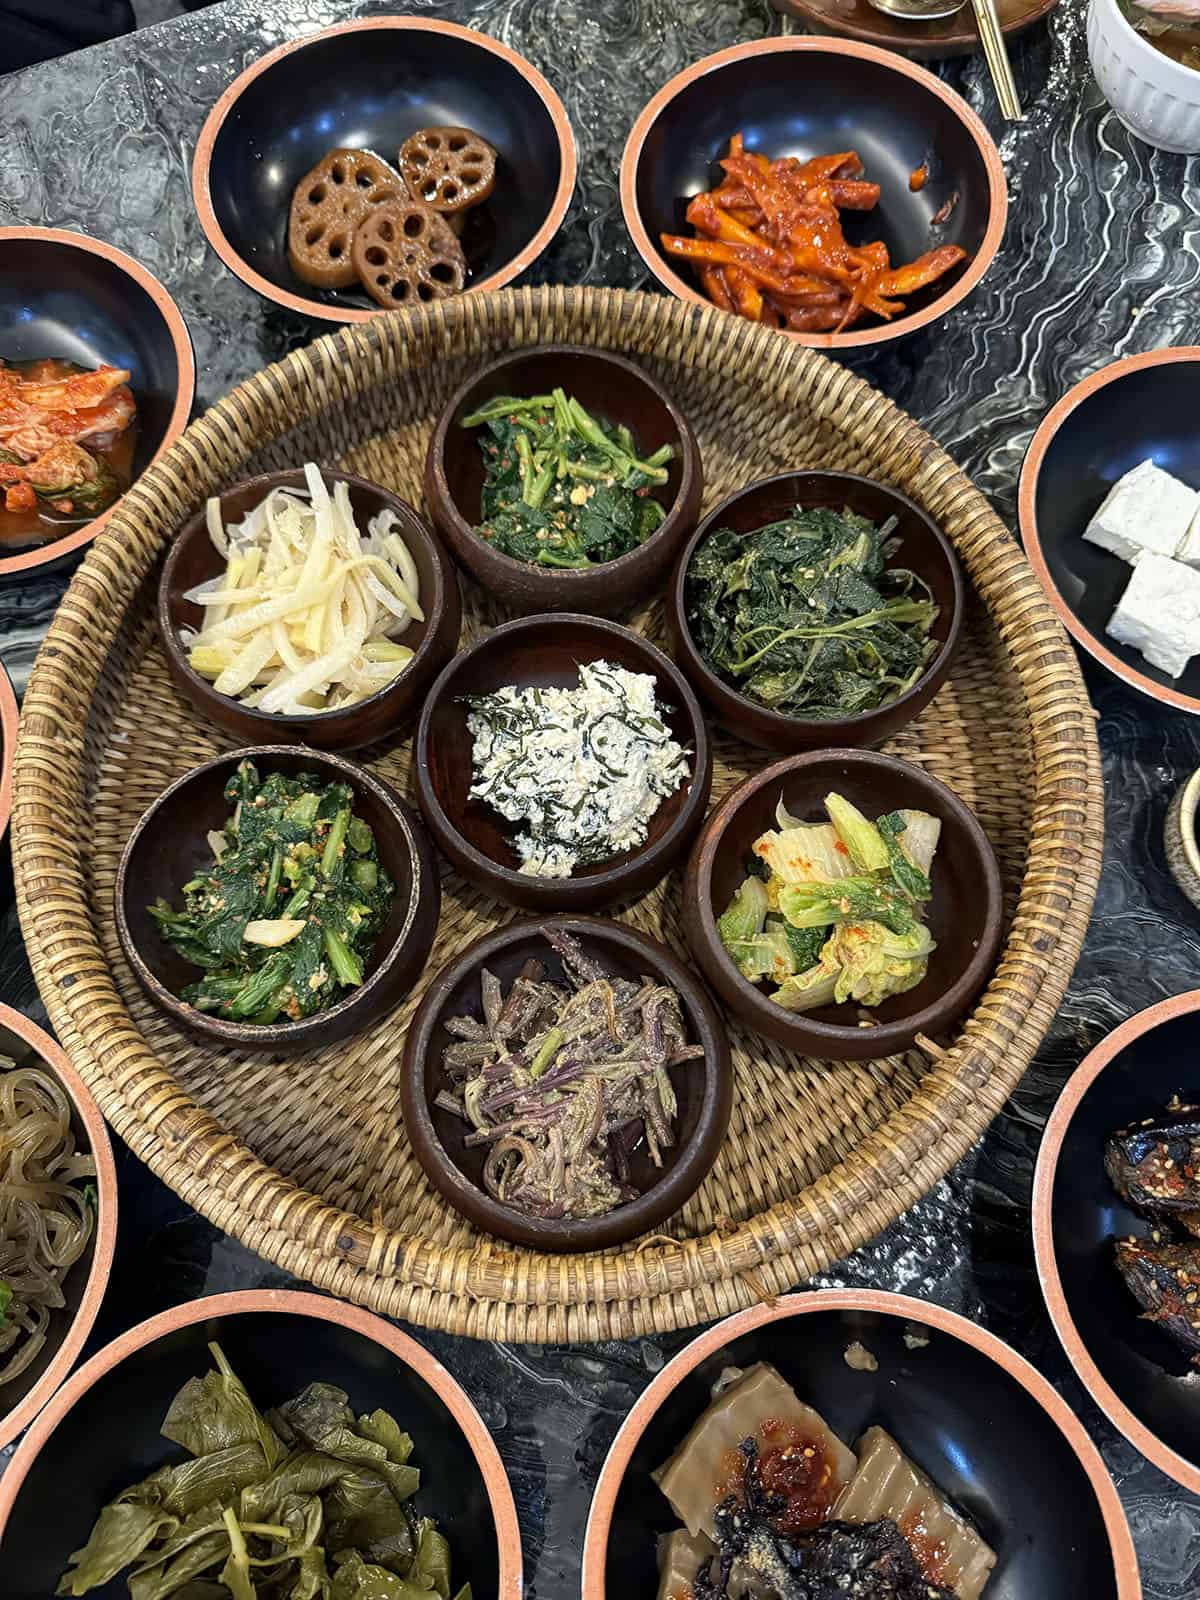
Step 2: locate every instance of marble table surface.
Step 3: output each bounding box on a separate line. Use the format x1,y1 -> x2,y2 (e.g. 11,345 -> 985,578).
3,0 -> 1200,1594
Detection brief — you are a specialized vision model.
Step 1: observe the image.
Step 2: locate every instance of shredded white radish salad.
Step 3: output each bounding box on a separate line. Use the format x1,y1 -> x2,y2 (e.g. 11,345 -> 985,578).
182,463 -> 424,715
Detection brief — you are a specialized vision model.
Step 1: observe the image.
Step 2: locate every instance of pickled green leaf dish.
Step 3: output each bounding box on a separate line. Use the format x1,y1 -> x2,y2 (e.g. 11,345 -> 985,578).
683,505 -> 940,719
57,1342 -> 471,1600
147,761 -> 395,1025
717,791 -> 940,1013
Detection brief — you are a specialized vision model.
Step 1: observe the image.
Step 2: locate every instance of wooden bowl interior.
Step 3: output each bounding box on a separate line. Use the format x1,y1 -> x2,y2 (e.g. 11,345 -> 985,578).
421,923 -> 715,1205
1050,1009 -> 1200,1473
1,1310 -> 500,1600
707,757 -> 992,1029
423,622 -> 700,879
603,1308 -> 1121,1599
440,349 -> 686,532
0,1020 -> 97,1426
121,753 -> 417,1004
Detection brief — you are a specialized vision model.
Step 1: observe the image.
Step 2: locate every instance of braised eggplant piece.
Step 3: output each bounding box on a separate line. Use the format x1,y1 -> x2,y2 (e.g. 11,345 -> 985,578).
834,1428 -> 995,1600
1115,1234 -> 1200,1362
1105,1097 -> 1200,1233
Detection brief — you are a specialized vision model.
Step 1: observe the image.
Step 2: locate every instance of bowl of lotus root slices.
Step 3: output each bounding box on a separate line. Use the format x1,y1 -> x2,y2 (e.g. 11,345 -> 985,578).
192,17 -> 577,322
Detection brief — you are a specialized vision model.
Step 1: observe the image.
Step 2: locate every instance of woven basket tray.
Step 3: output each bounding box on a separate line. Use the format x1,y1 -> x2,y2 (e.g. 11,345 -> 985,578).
12,288 -> 1102,1342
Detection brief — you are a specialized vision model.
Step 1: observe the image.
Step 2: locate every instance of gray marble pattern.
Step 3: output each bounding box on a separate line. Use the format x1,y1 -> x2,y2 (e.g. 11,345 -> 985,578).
2,0 -> 1200,1595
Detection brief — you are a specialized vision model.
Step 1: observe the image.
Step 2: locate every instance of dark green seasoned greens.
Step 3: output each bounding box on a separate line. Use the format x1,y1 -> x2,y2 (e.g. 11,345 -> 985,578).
148,760 -> 394,1025
57,1342 -> 471,1600
462,388 -> 674,568
684,505 -> 940,720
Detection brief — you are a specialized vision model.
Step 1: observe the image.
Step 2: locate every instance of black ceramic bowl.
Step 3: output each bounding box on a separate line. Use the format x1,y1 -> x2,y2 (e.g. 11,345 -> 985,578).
620,37 -> 1007,350
582,1291 -> 1140,1599
0,227 -> 195,579
1020,346 -> 1200,715
192,17 -> 576,323
0,1290 -> 522,1598
1034,991 -> 1200,1496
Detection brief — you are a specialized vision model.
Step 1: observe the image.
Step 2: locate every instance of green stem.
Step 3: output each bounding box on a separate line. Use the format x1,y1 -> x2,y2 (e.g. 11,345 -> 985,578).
530,1026 -> 565,1080
321,807 -> 350,878
262,845 -> 282,912
324,926 -> 363,988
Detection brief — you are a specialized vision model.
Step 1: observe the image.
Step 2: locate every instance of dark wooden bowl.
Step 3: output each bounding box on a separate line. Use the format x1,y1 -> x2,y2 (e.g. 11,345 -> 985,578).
192,17 -> 575,323
114,746 -> 441,1054
582,1290 -> 1140,1599
666,470 -> 964,753
414,614 -> 713,912
0,1290 -> 522,1599
400,915 -> 732,1252
620,37 -> 1007,351
157,468 -> 461,752
683,749 -> 1003,1061
423,344 -> 703,618
0,227 -> 194,580
1019,346 -> 1200,716
1033,991 -> 1200,1496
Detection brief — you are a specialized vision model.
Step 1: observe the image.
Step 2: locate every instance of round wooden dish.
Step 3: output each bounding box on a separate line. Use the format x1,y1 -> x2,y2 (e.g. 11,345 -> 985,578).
114,746 -> 440,1053
0,658 -> 16,843
414,612 -> 712,913
0,1290 -> 522,1598
666,470 -> 964,752
400,915 -> 732,1251
11,288 -> 1101,1342
684,750 -> 1003,1061
0,1005 -> 117,1454
769,0 -> 1059,62
158,468 -> 462,751
423,344 -> 703,617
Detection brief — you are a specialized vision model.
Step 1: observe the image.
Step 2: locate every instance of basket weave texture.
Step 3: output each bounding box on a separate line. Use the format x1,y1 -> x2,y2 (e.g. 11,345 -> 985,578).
12,288 -> 1102,1342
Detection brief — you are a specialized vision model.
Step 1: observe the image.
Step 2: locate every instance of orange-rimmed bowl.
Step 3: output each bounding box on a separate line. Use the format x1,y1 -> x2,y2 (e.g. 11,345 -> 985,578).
582,1289 -> 1140,1598
619,37 -> 1007,351
0,227 -> 194,581
0,658 -> 16,842
1019,346 -> 1200,714
0,1005 -> 117,1454
1033,991 -> 1200,1496
0,1289 -> 522,1596
192,17 -> 577,324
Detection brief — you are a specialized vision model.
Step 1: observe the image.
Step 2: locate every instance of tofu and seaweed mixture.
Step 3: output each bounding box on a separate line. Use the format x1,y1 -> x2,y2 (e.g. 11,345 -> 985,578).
148,760 -> 394,1024
653,1363 -> 996,1600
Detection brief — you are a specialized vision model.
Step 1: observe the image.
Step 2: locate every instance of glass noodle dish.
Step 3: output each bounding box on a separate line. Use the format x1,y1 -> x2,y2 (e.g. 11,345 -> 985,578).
58,1342 -> 470,1600
181,464 -> 423,715
653,1362 -> 996,1599
0,1055 -> 97,1387
717,792 -> 940,1013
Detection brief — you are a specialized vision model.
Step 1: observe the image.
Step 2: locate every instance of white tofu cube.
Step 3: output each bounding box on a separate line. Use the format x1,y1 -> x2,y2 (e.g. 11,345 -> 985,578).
1107,552 -> 1200,678
1083,459 -> 1199,565
1176,501 -> 1200,569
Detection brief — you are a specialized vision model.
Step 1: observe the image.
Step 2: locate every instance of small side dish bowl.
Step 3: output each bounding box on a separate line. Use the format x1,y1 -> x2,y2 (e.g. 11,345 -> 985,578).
0,1289 -> 522,1598
414,613 -> 713,913
158,468 -> 462,751
400,914 -> 732,1251
0,227 -> 194,580
620,36 -> 1006,350
192,17 -> 576,323
0,657 -> 16,842
1033,991 -> 1200,1495
684,749 -> 1003,1061
0,1005 -> 117,1455
666,470 -> 964,753
1019,346 -> 1200,715
423,344 -> 703,618
1164,767 -> 1200,910
582,1289 -> 1140,1599
114,746 -> 440,1053
1088,0 -> 1200,155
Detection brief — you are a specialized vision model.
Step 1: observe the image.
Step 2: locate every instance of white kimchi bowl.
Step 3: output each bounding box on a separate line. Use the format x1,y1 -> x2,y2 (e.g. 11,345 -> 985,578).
1089,0 -> 1200,153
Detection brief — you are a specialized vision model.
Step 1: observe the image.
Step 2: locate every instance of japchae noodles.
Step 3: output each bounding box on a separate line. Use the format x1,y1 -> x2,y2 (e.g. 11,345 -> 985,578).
0,1054 -> 96,1386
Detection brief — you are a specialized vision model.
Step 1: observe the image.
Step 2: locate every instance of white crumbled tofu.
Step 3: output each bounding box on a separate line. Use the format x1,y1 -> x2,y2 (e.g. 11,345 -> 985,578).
1083,458 -> 1199,564
1107,552 -> 1200,678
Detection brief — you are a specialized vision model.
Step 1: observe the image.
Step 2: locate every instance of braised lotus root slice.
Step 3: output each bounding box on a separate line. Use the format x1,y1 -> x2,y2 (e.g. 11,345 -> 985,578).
288,147 -> 407,289
399,126 -> 497,227
351,198 -> 467,310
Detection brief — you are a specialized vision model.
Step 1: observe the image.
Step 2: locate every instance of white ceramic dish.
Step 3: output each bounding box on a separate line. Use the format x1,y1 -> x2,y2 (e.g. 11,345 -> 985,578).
1165,767 -> 1200,908
1088,0 -> 1200,154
